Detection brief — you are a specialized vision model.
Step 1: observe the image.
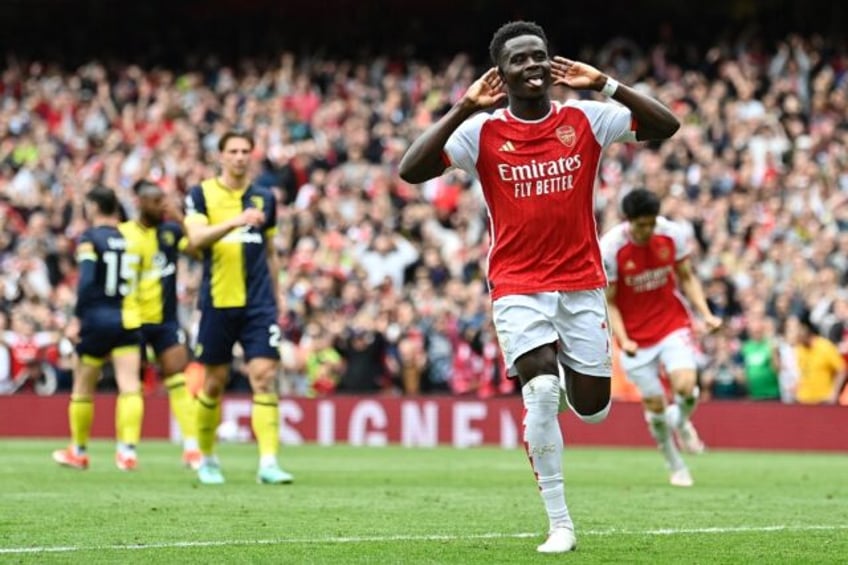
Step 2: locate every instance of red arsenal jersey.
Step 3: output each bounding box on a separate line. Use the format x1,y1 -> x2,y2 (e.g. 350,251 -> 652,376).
444,100 -> 636,300
600,216 -> 692,346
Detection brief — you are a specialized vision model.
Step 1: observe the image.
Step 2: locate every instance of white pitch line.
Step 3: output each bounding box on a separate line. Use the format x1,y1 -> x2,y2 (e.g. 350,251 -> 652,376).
2,524 -> 847,555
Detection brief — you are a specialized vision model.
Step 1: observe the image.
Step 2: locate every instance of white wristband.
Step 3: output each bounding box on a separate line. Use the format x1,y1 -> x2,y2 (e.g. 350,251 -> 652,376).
601,77 -> 619,97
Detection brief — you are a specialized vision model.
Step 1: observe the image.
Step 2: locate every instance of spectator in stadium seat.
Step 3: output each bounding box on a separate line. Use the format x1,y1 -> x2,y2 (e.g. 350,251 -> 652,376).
776,316 -> 801,403
353,231 -> 420,291
302,322 -> 345,397
739,314 -> 781,401
794,314 -> 847,404
0,311 -> 12,394
700,332 -> 746,400
333,315 -> 392,394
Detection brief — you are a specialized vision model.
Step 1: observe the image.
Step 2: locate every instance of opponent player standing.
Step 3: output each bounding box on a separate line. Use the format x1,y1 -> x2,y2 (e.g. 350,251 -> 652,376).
601,189 -> 722,487
53,186 -> 145,471
121,180 -> 201,469
184,131 -> 293,485
399,21 -> 679,553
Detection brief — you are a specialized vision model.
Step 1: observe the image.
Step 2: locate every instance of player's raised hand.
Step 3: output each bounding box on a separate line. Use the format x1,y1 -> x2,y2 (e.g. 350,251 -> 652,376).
462,67 -> 507,110
551,56 -> 605,91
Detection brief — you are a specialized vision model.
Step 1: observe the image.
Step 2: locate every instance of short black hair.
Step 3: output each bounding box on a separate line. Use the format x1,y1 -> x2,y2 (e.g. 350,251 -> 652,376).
621,189 -> 661,220
489,21 -> 548,67
132,179 -> 162,196
798,311 -> 817,334
218,130 -> 255,152
85,185 -> 120,216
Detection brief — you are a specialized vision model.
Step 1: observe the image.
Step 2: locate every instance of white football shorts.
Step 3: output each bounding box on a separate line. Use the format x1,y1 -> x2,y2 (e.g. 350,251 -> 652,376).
492,289 -> 612,378
619,327 -> 697,397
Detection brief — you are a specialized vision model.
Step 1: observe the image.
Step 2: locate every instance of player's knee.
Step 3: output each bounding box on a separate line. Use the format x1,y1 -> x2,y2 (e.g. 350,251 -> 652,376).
641,396 -> 665,414
160,353 -> 189,377
162,362 -> 188,378
203,380 -> 225,398
72,378 -> 97,396
117,380 -> 141,394
670,370 -> 697,396
566,370 -> 611,418
202,366 -> 229,398
522,373 -> 560,404
248,364 -> 279,393
251,379 -> 276,395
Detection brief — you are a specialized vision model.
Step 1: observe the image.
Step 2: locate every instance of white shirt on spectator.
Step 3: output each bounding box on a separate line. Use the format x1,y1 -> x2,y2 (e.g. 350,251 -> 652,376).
355,236 -> 419,290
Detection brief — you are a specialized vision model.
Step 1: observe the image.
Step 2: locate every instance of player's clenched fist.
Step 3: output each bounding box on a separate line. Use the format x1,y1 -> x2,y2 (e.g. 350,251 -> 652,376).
235,208 -> 266,228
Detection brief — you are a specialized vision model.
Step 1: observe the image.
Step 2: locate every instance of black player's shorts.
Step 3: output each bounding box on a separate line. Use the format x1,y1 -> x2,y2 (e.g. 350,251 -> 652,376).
195,307 -> 280,365
76,310 -> 141,365
140,321 -> 185,357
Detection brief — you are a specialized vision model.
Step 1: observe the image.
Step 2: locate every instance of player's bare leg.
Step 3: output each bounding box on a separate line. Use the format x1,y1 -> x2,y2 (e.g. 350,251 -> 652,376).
668,368 -> 705,454
516,344 -> 577,553
560,363 -> 612,420
247,357 -> 293,484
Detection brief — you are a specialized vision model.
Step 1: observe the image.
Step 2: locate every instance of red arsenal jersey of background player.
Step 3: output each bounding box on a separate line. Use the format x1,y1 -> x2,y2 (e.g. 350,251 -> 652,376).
443,100 -> 636,300
600,216 -> 692,346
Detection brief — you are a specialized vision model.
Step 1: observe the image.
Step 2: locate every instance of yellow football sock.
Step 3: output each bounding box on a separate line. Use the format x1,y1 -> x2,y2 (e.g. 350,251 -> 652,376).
196,392 -> 220,456
116,392 -> 144,446
69,395 -> 94,449
164,373 -> 197,443
251,393 -> 279,458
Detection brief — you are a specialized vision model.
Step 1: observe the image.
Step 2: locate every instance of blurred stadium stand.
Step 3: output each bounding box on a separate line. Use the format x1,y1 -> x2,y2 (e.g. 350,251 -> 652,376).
2,0 -> 846,65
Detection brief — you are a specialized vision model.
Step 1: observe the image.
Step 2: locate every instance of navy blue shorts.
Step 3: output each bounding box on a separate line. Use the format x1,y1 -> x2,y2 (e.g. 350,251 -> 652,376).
140,321 -> 185,357
195,307 -> 280,365
77,311 -> 141,362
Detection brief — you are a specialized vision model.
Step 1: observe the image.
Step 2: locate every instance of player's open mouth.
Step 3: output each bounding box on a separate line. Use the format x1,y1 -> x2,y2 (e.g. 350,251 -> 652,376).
525,76 -> 544,88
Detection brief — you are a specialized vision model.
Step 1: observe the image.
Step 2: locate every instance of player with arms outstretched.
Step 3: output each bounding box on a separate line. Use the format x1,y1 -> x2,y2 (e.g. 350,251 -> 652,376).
399,21 -> 679,553
184,131 -> 293,485
53,186 -> 145,471
120,180 -> 201,469
601,189 -> 722,487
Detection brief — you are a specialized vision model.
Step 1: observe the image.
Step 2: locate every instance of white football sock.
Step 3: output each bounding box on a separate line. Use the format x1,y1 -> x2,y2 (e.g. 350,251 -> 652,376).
674,386 -> 700,426
117,442 -> 136,455
259,454 -> 278,468
664,404 -> 682,428
523,374 -> 572,531
646,411 -> 685,471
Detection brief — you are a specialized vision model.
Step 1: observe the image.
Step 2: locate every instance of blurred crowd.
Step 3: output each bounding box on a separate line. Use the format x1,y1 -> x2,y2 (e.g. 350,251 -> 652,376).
2,31 -> 848,404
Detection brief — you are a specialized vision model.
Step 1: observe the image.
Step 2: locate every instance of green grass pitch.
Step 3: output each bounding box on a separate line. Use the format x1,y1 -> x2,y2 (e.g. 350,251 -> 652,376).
1,440 -> 846,563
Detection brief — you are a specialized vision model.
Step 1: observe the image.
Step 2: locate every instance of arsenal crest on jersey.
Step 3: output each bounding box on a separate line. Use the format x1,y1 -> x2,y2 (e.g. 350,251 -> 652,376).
657,245 -> 671,260
556,126 -> 576,148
